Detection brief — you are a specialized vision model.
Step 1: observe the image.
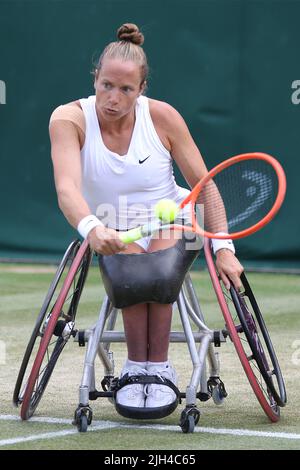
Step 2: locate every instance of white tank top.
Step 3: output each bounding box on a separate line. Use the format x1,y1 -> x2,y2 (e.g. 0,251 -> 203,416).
79,95 -> 190,230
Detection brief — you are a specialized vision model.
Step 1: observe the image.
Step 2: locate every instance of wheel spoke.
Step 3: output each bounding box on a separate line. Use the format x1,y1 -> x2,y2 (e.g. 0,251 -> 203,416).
15,242 -> 92,420
222,276 -> 286,411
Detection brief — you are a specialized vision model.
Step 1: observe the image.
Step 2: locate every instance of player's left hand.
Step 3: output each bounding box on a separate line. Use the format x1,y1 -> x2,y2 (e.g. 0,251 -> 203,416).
215,249 -> 244,291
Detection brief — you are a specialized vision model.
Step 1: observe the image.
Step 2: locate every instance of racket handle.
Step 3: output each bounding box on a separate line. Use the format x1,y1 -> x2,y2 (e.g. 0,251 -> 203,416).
119,227 -> 144,244
119,221 -> 161,244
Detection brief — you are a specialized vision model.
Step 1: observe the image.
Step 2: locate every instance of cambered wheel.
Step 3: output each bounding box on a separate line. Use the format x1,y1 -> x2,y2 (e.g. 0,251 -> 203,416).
230,273 -> 286,407
205,239 -> 286,422
13,239 -> 92,420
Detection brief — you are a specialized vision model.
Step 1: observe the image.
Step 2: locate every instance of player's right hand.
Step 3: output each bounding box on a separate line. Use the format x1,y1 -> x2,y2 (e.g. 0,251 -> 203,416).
88,226 -> 126,255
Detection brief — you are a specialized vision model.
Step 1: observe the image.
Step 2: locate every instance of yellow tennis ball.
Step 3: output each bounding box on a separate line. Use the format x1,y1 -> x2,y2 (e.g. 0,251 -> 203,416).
155,199 -> 179,223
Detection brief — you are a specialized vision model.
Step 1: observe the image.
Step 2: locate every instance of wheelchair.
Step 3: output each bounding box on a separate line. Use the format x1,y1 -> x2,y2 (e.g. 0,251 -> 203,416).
13,236 -> 287,433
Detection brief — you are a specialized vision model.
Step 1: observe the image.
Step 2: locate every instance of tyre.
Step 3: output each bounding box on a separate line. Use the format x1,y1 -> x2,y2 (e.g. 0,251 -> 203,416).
230,272 -> 286,407
180,407 -> 200,433
204,239 -> 286,422
13,239 -> 92,420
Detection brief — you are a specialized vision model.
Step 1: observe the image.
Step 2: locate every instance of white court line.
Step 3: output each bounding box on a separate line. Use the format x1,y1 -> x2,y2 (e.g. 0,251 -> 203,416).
1,414 -> 300,447
0,429 -> 80,447
131,423 -> 300,440
0,424 -> 120,447
0,414 -> 73,425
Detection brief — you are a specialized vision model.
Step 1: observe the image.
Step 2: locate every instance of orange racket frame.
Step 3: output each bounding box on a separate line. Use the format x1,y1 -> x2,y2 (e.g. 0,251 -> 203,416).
178,152 -> 286,240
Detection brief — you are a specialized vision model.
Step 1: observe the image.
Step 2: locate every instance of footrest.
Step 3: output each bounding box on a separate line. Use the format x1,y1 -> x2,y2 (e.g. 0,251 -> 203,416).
115,399 -> 179,420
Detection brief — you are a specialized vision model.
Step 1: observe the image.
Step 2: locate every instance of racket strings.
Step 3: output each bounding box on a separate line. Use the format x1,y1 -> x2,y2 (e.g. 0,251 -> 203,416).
197,160 -> 279,235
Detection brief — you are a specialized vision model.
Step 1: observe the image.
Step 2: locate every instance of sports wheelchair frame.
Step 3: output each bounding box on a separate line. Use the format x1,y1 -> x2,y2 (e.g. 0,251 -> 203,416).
13,238 -> 287,433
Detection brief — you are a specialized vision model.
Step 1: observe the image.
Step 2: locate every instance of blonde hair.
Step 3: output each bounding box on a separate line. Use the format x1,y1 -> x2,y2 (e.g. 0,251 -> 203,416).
95,23 -> 148,85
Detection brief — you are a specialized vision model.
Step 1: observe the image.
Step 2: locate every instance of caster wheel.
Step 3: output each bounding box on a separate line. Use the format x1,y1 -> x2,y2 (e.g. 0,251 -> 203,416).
212,385 -> 226,405
181,415 -> 195,433
208,377 -> 228,406
180,408 -> 200,434
73,405 -> 93,432
77,414 -> 88,433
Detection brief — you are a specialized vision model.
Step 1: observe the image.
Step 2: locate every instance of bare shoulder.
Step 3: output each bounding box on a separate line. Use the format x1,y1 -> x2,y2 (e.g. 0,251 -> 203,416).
148,98 -> 206,186
148,98 -> 192,151
66,100 -> 82,109
148,98 -> 186,129
50,99 -> 82,114
49,99 -> 85,147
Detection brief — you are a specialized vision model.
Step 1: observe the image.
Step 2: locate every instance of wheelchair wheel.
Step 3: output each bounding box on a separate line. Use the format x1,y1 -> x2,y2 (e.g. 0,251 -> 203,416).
230,273 -> 286,408
204,239 -> 286,422
13,239 -> 92,420
13,240 -> 79,407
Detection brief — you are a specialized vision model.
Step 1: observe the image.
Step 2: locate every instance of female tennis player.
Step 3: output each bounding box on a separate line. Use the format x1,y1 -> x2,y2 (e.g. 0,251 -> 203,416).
49,23 -> 243,412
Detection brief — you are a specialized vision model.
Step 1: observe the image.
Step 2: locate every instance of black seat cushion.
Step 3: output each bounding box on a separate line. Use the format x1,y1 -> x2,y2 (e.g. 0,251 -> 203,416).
98,235 -> 200,308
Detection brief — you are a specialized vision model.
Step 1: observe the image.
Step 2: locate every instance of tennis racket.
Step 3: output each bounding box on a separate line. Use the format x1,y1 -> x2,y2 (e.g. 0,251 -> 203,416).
119,152 -> 286,243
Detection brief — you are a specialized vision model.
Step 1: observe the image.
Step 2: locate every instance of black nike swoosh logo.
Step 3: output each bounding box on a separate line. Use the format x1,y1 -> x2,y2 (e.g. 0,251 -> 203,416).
139,155 -> 151,164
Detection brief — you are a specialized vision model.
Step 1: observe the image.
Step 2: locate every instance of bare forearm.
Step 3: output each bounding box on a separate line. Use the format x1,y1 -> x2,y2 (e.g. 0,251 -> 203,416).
196,180 -> 228,233
204,198 -> 228,233
56,184 -> 126,255
56,185 -> 92,228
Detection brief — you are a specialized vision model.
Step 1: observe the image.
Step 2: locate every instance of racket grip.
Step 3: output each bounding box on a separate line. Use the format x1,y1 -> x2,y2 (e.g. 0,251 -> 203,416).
119,221 -> 161,244
119,227 -> 144,244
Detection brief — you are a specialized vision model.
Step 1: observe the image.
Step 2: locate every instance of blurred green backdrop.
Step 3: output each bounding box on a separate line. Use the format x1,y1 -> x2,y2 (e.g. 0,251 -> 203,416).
0,0 -> 299,268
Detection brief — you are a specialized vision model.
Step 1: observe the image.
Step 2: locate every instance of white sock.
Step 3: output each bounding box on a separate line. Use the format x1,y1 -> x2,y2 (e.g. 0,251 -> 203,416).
125,359 -> 147,369
147,361 -> 169,370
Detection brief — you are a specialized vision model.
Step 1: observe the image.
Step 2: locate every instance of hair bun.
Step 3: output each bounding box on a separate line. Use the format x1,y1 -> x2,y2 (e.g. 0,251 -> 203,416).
117,23 -> 144,46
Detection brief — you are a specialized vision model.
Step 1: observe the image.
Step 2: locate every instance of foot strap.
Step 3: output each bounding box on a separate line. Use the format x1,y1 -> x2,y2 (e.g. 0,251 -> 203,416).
113,373 -> 180,398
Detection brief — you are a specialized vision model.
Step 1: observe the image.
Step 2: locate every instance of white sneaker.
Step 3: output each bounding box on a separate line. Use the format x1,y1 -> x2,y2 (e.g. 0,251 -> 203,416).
116,364 -> 147,408
145,364 -> 178,408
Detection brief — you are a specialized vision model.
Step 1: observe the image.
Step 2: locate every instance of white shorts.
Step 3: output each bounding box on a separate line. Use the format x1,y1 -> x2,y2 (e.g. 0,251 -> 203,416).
130,207 -> 193,253
134,236 -> 152,252
119,204 -> 193,253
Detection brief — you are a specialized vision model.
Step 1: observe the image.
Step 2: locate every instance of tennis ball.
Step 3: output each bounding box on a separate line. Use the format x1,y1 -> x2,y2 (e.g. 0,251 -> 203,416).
155,199 -> 179,223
